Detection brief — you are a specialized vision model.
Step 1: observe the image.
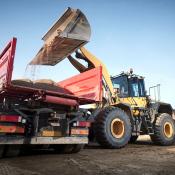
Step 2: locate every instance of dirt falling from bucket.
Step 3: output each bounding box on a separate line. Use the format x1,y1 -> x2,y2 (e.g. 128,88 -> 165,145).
24,64 -> 40,81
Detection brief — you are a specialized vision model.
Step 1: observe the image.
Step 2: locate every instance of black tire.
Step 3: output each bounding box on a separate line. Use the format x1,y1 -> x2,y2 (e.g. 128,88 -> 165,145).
20,145 -> 33,155
71,144 -> 84,153
53,144 -> 83,154
94,107 -> 132,148
52,144 -> 68,154
61,145 -> 73,154
151,113 -> 175,146
129,136 -> 138,143
0,145 -> 5,158
4,145 -> 21,157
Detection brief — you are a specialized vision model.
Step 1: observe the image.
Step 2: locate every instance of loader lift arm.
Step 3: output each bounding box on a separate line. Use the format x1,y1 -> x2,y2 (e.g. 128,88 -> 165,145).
29,7 -> 114,102
68,47 -> 115,99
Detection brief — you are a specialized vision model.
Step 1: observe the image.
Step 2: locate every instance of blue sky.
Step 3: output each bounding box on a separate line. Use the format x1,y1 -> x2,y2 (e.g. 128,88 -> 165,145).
0,0 -> 175,107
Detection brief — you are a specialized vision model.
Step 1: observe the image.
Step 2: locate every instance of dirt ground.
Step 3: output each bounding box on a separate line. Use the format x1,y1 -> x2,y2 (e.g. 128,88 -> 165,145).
0,136 -> 175,175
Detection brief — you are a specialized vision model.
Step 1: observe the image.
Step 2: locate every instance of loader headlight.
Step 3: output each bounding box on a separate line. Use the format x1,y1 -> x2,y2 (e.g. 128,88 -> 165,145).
22,119 -> 26,124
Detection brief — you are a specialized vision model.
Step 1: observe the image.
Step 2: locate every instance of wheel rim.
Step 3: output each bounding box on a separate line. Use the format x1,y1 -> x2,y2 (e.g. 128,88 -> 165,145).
111,118 -> 125,139
163,122 -> 173,138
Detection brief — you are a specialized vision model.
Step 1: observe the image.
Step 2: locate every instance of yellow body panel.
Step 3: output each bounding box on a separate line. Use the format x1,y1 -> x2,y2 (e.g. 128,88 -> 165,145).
119,97 -> 147,116
119,97 -> 147,108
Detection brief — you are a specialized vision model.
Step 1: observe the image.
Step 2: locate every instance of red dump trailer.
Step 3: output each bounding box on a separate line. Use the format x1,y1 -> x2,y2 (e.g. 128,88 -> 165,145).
0,38 -> 102,157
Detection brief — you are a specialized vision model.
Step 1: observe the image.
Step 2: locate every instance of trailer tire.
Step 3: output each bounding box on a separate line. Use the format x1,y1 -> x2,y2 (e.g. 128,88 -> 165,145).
151,113 -> 175,146
20,145 -> 32,155
0,145 -> 5,158
4,145 -> 21,157
62,145 -> 74,154
53,144 -> 74,154
53,144 -> 83,154
94,107 -> 131,148
52,145 -> 65,154
129,136 -> 138,143
71,144 -> 84,153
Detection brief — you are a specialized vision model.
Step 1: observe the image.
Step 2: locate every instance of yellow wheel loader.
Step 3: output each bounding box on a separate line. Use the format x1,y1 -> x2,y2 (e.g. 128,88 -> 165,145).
30,7 -> 175,149
72,47 -> 175,148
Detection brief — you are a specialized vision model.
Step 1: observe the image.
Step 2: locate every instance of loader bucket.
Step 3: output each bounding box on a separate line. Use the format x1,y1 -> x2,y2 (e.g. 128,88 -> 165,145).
29,7 -> 91,66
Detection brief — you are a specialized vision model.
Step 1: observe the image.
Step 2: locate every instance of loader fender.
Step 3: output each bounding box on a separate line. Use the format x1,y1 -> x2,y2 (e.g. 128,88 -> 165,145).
151,102 -> 173,116
114,103 -> 134,125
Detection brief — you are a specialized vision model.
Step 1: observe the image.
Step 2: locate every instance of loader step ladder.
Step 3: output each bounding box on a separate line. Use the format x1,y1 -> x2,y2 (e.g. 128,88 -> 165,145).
141,111 -> 154,135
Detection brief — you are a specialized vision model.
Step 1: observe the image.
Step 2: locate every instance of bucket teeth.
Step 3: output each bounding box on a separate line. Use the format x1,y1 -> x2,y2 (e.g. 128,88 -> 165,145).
29,8 -> 91,66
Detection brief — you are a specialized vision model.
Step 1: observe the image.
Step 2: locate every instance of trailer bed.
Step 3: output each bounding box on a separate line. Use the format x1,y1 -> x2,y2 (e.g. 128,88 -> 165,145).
0,38 -> 102,107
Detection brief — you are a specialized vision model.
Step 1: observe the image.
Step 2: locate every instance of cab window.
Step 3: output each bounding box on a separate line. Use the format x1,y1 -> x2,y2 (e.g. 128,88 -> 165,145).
129,78 -> 145,97
112,76 -> 128,98
138,79 -> 146,97
130,80 -> 139,97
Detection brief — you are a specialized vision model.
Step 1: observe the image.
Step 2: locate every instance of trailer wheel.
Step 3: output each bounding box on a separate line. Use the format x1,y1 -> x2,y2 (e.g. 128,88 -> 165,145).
53,144 -> 73,154
129,136 -> 138,143
71,144 -> 84,153
151,113 -> 175,146
62,145 -> 74,154
94,107 -> 131,148
0,145 -> 5,158
62,144 -> 83,153
53,144 -> 83,154
4,145 -> 21,157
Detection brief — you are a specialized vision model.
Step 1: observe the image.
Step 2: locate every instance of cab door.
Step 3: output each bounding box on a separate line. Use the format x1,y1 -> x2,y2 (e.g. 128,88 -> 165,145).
111,75 -> 147,108
127,77 -> 147,108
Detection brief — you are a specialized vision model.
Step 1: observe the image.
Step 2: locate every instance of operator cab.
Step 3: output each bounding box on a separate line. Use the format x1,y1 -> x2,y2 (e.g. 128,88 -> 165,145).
111,70 -> 146,99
